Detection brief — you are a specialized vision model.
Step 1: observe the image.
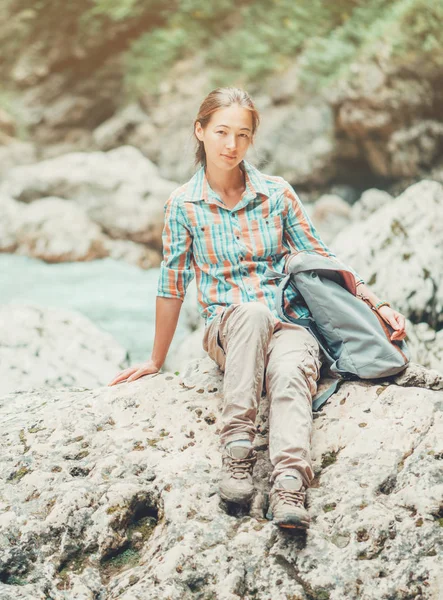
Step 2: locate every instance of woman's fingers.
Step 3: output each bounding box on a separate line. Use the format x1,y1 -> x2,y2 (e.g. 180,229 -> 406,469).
127,368 -> 158,382
108,374 -> 130,386
390,312 -> 407,340
108,366 -> 139,386
127,369 -> 146,382
108,361 -> 160,386
391,330 -> 406,341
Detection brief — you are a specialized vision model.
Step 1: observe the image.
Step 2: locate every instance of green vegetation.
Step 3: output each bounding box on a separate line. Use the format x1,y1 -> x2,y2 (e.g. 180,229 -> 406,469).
122,0 -> 443,97
7,465 -> 31,482
1,0 -> 442,100
321,450 -> 338,468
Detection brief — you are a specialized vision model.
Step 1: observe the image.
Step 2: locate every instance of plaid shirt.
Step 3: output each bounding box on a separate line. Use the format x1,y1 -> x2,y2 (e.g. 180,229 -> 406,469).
157,159 -> 364,326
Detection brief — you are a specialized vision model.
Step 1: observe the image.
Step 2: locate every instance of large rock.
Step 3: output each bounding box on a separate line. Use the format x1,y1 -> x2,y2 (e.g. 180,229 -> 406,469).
92,104 -> 152,152
0,358 -> 441,599
102,238 -> 161,270
6,196 -> 108,263
163,280 -> 206,373
0,304 -> 129,395
0,196 -> 21,252
311,193 -> 352,244
406,320 -> 443,374
0,108 -> 16,137
0,146 -> 178,249
0,194 -> 161,268
332,179 -> 443,330
167,324 -> 207,374
254,101 -> 337,187
0,139 -> 37,177
327,49 -> 443,181
350,188 -> 394,221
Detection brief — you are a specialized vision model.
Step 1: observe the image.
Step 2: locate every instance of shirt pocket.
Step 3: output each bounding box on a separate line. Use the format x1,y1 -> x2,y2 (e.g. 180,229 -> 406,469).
192,223 -> 231,265
248,213 -> 284,258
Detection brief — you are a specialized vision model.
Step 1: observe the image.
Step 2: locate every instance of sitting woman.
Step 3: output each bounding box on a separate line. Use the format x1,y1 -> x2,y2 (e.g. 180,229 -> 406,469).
109,87 -> 407,530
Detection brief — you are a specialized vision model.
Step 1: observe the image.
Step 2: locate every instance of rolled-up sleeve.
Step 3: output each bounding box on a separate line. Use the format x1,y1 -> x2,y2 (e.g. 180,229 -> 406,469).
282,182 -> 365,286
157,194 -> 194,300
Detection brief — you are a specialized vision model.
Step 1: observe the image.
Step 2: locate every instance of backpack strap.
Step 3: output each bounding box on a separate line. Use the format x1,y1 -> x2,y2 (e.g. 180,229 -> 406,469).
312,379 -> 344,412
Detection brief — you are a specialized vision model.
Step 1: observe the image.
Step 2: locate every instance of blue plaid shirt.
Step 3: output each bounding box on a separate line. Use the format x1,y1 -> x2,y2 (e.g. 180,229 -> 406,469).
157,159 -> 364,325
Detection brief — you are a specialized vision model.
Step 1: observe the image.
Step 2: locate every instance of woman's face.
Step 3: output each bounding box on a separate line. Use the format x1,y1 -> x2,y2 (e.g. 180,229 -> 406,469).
195,104 -> 253,172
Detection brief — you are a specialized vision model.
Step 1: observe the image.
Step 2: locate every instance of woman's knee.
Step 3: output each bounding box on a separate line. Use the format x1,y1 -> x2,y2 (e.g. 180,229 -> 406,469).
235,301 -> 275,330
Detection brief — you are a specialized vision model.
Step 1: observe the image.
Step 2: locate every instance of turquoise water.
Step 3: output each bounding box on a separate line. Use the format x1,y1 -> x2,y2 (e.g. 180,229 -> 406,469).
0,254 -> 191,364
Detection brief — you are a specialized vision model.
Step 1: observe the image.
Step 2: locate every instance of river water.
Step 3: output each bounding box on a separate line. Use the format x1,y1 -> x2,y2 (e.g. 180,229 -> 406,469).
0,254 -> 192,365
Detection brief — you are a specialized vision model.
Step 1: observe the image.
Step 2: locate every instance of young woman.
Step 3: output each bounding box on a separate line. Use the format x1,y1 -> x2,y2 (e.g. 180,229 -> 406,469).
109,87 -> 407,529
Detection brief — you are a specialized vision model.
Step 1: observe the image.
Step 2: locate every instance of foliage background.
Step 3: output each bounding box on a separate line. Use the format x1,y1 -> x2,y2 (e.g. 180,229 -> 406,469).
1,0 -> 442,104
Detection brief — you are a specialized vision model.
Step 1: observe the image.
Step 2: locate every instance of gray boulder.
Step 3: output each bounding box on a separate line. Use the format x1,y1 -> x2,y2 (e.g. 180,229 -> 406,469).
0,304 -> 129,395
0,357 -> 441,599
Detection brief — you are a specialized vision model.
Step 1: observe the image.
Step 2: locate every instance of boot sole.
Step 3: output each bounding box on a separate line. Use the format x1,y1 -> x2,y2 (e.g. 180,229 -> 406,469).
276,521 -> 310,530
266,509 -> 310,529
219,490 -> 254,505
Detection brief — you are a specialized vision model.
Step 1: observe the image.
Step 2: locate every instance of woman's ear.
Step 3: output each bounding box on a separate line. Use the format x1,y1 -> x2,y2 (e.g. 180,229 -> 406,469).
194,121 -> 204,142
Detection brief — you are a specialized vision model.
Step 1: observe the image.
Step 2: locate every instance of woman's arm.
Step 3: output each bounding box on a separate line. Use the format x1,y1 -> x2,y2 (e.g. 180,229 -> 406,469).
108,297 -> 183,385
150,296 -> 183,368
108,193 -> 195,385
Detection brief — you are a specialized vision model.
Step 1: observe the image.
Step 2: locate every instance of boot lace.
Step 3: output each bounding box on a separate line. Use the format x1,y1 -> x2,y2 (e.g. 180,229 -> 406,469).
275,488 -> 306,506
225,455 -> 256,480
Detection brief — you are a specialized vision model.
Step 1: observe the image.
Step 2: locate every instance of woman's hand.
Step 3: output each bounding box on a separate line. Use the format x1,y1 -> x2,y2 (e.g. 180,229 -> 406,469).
377,306 -> 407,341
108,359 -> 161,386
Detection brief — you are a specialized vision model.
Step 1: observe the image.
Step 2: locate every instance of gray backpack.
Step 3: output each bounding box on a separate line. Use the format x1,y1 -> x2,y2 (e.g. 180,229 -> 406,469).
264,252 -> 410,411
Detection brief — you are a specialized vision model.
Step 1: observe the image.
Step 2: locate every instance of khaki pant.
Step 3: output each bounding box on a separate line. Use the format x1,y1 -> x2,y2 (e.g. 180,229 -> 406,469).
202,302 -> 322,487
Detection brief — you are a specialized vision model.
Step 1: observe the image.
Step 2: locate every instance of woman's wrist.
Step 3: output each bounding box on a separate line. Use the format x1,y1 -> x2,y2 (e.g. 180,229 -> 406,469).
373,300 -> 391,311
150,356 -> 164,370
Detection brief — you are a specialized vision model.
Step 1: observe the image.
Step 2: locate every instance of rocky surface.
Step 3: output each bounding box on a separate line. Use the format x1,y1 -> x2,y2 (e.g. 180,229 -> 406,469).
0,194 -> 161,269
92,104 -> 154,153
405,321 -> 443,375
0,146 -> 177,250
0,139 -> 37,177
50,51 -> 443,193
0,304 -> 129,396
0,196 -> 108,263
0,357 -> 442,599
311,193 -> 352,244
332,179 -> 443,331
329,58 -> 443,183
350,188 -> 394,222
0,108 -> 16,137
0,146 -> 177,266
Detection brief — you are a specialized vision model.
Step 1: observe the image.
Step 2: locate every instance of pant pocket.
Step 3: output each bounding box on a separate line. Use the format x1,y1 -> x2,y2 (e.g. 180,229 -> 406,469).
304,342 -> 321,382
204,311 -> 227,370
217,329 -> 225,355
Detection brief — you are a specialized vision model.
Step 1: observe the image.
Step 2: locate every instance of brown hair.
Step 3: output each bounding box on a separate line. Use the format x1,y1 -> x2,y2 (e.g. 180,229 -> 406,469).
193,87 -> 260,168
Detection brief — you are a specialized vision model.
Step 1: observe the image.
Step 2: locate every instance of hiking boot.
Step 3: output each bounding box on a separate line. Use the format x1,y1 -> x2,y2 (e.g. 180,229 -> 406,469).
219,444 -> 257,505
267,474 -> 310,529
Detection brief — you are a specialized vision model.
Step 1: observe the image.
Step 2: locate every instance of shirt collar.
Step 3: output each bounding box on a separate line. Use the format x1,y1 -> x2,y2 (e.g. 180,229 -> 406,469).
184,158 -> 270,203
